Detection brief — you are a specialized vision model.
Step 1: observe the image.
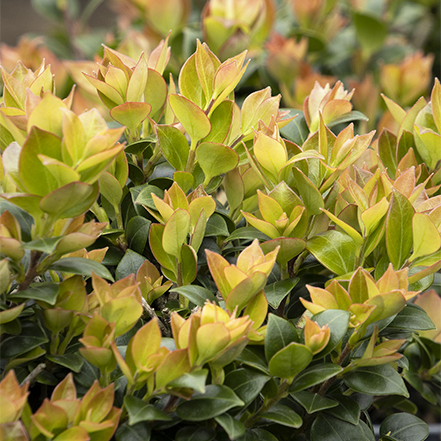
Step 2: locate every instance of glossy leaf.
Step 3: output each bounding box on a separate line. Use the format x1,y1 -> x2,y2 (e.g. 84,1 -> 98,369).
343,365 -> 409,397
215,414 -> 246,440
171,285 -> 217,306
124,396 -> 171,425
386,191 -> 414,269
311,413 -> 367,441
290,364 -> 343,393
176,385 -> 244,421
265,278 -> 299,309
268,342 -> 313,380
260,404 -> 302,428
162,209 -> 191,260
156,125 -> 189,171
379,413 -> 429,441
49,257 -> 113,281
291,391 -> 338,414
224,367 -> 270,405
110,102 -> 151,134
307,231 -> 357,276
265,314 -> 299,362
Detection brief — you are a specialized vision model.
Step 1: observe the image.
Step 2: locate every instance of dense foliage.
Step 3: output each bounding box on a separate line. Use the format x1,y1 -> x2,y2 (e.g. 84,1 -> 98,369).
0,0 -> 440,440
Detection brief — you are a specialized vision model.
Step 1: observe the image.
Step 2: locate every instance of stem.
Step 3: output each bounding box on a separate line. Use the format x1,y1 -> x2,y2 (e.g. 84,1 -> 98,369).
58,330 -> 75,355
245,379 -> 290,428
317,342 -> 351,396
20,363 -> 46,387
185,147 -> 197,174
18,251 -> 43,291
229,134 -> 244,150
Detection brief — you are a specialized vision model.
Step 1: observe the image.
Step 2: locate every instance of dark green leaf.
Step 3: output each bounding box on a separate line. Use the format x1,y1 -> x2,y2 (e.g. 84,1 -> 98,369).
126,216 -> 151,254
0,199 -> 33,242
312,310 -> 351,358
156,125 -> 189,171
389,303 -> 435,331
307,231 -> 357,276
171,285 -> 217,307
378,129 -> 397,178
125,136 -> 155,155
327,111 -> 369,128
168,369 -> 208,393
260,403 -> 302,428
205,213 -> 230,237
311,413 -> 366,441
177,385 -> 244,421
224,368 -> 270,405
115,250 -> 146,280
215,414 -> 246,440
280,110 -> 309,146
386,191 -> 414,269
344,365 -> 409,397
269,343 -> 313,379
265,278 -> 299,309
291,391 -> 338,414
124,396 -> 172,425
176,427 -> 216,441
290,364 -> 343,393
0,321 -> 48,358
237,429 -> 279,441
49,257 -> 113,281
226,227 -> 271,242
265,314 -> 299,362
46,353 -> 84,372
236,347 -> 269,375
115,421 -> 151,441
360,420 -> 376,441
8,282 -> 59,305
379,413 -> 429,441
325,395 -> 360,425
22,237 -> 61,253
353,12 -> 387,53
134,185 -> 164,210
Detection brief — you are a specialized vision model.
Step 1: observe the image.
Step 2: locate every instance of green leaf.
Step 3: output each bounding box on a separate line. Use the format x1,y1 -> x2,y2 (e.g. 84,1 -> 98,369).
110,102 -> 151,134
311,413 -> 367,441
156,125 -> 189,171
261,238 -> 306,267
291,391 -> 338,414
126,216 -> 151,254
343,365 -> 409,397
265,278 -> 299,309
389,303 -> 435,331
280,110 -> 309,146
224,368 -> 270,405
49,257 -> 113,281
324,395 -> 360,425
171,285 -> 217,307
163,209 -> 191,260
265,314 -> 299,362
176,427 -> 216,441
196,142 -> 239,184
116,249 -> 146,280
181,245 -> 198,285
226,227 -> 271,242
135,185 -> 164,210
167,369 -> 208,393
204,100 -> 234,144
269,343 -> 313,380
8,282 -> 59,305
124,396 -> 172,425
312,310 -> 351,358
353,12 -> 387,54
39,181 -> 99,219
46,353 -> 84,372
0,321 -> 48,358
21,237 -> 61,253
307,231 -> 357,276
215,414 -> 246,440
290,364 -> 343,393
379,413 -> 429,441
99,172 -> 123,209
176,385 -> 244,421
378,129 -> 397,178
260,404 -> 302,428
205,213 -> 230,237
386,191 -> 414,269
0,200 -> 33,242
169,94 -> 211,143
326,111 -> 369,128
292,168 -> 324,216
115,422 -> 151,441
236,347 -> 269,375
